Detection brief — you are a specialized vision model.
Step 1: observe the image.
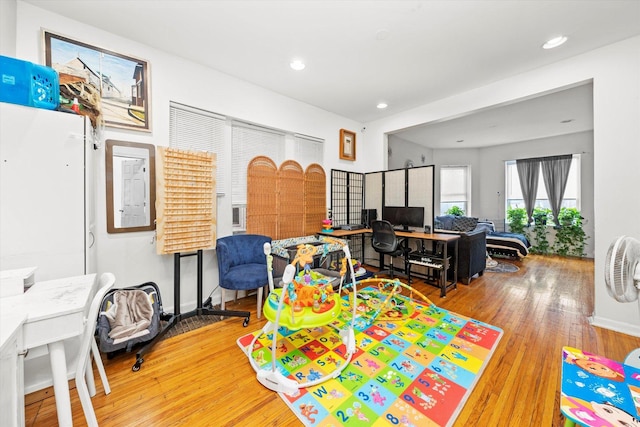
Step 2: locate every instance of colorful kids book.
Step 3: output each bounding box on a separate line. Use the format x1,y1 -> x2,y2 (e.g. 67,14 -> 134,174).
561,346 -> 640,427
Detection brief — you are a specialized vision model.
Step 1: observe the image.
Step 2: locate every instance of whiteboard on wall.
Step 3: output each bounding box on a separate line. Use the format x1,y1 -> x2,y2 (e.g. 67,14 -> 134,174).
0,104 -> 86,281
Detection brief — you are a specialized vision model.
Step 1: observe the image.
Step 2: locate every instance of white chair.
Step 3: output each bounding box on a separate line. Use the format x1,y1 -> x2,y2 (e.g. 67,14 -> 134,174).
75,272 -> 115,426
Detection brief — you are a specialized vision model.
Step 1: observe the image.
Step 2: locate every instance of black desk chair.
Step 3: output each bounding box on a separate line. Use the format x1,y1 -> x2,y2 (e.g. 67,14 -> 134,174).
371,220 -> 408,278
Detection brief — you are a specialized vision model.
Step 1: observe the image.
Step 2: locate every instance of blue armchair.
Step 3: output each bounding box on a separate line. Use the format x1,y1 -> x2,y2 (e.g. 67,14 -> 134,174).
216,234 -> 271,319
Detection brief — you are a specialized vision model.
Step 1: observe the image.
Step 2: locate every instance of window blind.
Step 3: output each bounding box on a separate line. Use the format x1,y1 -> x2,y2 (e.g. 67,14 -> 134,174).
169,102 -> 226,195
441,166 -> 469,202
231,121 -> 285,204
293,133 -> 324,169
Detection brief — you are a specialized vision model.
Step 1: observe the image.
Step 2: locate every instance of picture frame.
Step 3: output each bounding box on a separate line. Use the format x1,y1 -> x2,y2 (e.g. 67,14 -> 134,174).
44,30 -> 151,132
339,128 -> 356,161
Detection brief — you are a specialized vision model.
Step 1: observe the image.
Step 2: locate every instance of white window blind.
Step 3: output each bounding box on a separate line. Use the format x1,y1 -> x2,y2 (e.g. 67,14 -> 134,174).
169,102 -> 226,195
440,165 -> 470,214
231,121 -> 285,205
293,134 -> 324,169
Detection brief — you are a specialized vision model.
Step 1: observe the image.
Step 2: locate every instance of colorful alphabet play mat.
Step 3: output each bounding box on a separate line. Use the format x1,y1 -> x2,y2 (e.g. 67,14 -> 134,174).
237,285 -> 503,426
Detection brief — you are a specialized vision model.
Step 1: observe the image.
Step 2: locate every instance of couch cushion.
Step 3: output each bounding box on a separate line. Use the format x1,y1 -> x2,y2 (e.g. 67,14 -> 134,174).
452,216 -> 479,232
435,215 -> 456,230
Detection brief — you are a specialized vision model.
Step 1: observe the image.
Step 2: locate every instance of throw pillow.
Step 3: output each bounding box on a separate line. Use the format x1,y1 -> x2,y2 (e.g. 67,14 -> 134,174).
452,216 -> 479,232
435,215 -> 456,230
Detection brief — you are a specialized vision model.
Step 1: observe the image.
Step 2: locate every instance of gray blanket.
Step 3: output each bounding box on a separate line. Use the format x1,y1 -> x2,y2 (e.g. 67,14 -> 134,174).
105,289 -> 154,341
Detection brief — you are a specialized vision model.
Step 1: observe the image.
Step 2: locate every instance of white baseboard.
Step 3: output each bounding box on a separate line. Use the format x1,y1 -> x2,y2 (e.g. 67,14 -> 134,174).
589,315 -> 640,337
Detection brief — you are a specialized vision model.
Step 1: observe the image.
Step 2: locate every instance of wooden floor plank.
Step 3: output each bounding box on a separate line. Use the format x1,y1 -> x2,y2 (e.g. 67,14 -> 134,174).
24,255 -> 640,426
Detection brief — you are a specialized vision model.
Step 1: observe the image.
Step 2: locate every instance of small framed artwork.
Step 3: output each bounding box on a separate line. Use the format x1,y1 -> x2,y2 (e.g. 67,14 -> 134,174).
43,30 -> 151,132
339,129 -> 356,161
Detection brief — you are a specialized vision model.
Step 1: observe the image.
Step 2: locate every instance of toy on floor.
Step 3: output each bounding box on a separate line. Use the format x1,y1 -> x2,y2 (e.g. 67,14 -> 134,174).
247,244 -> 359,396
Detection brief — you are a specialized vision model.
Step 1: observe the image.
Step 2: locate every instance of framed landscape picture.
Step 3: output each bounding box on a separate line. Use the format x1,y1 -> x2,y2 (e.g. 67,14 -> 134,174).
44,30 -> 151,132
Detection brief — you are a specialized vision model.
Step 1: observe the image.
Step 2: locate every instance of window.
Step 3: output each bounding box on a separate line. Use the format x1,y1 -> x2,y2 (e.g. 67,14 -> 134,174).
506,155 -> 580,213
440,165 -> 470,215
170,103 -> 325,233
169,102 -> 226,195
231,122 -> 286,232
291,133 -> 324,169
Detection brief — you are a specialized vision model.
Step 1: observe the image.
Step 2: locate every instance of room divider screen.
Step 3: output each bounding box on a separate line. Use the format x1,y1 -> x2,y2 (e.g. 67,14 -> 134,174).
330,165 -> 434,266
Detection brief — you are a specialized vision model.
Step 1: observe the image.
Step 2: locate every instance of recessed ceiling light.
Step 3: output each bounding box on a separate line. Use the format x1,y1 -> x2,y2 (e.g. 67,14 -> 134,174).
290,59 -> 305,71
543,35 -> 568,49
377,103 -> 388,109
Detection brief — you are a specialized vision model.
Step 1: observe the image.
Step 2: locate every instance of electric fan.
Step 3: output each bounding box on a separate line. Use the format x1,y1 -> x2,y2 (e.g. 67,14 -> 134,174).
605,236 -> 640,304
604,235 -> 640,367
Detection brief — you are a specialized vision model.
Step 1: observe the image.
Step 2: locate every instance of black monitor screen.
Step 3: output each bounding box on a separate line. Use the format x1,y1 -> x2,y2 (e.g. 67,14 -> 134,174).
382,206 -> 424,230
382,206 -> 401,225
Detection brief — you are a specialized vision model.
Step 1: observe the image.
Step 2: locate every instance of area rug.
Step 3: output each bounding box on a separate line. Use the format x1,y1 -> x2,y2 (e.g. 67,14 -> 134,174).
485,261 -> 519,273
237,286 -> 503,426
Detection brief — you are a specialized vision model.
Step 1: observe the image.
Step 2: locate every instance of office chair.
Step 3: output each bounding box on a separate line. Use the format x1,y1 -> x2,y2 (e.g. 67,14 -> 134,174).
371,220 -> 408,278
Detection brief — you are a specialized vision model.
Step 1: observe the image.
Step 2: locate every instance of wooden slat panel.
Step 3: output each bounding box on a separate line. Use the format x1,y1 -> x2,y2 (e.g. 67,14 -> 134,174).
303,163 -> 326,236
246,155 -> 278,237
156,147 -> 216,254
277,160 -> 305,239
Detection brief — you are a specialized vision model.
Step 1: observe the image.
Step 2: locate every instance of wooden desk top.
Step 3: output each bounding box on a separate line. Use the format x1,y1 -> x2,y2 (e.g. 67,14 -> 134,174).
318,228 -> 372,237
318,228 -> 460,241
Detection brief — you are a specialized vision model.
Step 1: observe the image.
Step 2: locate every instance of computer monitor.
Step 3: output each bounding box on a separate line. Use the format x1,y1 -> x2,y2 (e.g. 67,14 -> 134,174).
382,206 -> 425,231
382,206 -> 401,226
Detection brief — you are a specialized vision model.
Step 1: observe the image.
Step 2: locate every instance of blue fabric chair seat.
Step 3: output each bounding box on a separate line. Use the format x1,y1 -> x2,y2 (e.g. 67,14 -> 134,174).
223,263 -> 269,290
216,234 -> 271,319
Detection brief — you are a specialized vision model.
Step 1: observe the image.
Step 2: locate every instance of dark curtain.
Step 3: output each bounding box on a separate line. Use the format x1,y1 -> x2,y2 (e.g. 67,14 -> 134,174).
541,154 -> 573,225
516,158 -> 541,225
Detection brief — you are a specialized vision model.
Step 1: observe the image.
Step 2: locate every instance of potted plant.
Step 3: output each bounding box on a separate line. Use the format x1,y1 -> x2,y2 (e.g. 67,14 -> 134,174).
445,206 -> 465,216
506,206 -> 527,235
553,208 -> 588,257
530,208 -> 552,254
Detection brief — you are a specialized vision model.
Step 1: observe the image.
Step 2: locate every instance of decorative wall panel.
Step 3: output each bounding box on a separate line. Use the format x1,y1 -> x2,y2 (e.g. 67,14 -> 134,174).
156,147 -> 216,254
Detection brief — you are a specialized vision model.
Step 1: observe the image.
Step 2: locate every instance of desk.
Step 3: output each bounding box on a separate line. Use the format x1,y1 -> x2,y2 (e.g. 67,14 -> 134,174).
0,274 -> 97,427
318,229 -> 460,297
1,312 -> 26,427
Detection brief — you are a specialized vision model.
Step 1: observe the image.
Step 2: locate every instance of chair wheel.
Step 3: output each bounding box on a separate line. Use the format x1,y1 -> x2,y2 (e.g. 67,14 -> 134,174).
132,359 -> 143,372
243,317 -> 250,327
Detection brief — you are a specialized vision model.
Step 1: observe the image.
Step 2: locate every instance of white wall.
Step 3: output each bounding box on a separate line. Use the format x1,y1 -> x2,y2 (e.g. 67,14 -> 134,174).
387,135 -> 434,170
13,1 -> 367,312
0,0 -> 16,57
366,36 -> 640,336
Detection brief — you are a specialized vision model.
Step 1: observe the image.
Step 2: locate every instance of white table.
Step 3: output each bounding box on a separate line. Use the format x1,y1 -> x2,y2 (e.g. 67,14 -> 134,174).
0,267 -> 37,298
1,312 -> 27,427
0,274 -> 97,427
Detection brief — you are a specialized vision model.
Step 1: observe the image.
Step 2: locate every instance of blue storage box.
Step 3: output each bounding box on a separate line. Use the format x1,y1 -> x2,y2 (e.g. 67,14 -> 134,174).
0,55 -> 59,110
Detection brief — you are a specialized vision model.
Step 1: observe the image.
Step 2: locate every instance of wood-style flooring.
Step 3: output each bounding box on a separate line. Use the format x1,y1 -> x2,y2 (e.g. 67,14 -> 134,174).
24,255 -> 640,426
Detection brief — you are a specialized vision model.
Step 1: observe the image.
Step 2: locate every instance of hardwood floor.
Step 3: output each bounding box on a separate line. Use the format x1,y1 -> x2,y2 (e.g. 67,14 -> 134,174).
24,255 -> 640,426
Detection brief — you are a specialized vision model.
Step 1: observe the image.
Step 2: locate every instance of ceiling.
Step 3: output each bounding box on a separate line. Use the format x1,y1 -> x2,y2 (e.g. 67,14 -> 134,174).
390,82 -> 594,149
23,0 -> 640,148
